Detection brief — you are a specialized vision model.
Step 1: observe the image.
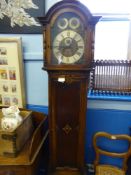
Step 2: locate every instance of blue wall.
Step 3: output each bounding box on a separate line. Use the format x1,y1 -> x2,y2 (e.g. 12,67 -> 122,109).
26,102 -> 131,165
85,107 -> 131,164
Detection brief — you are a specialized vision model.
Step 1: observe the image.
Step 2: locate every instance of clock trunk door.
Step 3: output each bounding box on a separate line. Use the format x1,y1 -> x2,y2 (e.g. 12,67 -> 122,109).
49,75 -> 88,169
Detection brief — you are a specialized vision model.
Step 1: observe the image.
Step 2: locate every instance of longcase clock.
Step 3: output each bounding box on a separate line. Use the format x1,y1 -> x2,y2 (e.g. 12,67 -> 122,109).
38,0 -> 100,174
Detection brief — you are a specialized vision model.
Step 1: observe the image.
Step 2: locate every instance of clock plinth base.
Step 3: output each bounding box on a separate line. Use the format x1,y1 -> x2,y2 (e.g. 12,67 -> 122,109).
48,167 -> 86,175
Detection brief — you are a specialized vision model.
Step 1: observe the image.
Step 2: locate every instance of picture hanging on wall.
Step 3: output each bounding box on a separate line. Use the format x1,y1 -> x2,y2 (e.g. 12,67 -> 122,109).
0,0 -> 45,34
0,38 -> 26,108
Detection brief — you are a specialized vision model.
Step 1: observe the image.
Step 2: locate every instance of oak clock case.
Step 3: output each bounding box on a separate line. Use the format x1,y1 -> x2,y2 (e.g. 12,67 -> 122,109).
38,0 -> 100,174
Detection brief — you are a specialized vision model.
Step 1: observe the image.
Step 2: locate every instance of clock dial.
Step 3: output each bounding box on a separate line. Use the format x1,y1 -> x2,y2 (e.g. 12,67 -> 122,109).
57,18 -> 68,29
53,30 -> 84,64
69,17 -> 80,29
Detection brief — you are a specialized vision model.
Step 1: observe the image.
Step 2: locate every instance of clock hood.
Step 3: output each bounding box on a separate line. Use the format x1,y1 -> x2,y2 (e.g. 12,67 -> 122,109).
38,0 -> 101,26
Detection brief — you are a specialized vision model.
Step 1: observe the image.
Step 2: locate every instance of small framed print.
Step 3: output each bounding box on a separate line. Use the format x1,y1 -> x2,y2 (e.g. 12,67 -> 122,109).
0,38 -> 26,108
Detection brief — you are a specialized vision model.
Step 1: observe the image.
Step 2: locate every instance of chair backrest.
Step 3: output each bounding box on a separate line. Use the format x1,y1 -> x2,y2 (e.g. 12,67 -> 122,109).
93,132 -> 131,171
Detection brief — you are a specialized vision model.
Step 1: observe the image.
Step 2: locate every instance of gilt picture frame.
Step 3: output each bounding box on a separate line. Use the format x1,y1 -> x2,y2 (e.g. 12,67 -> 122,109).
0,38 -> 26,108
0,0 -> 45,34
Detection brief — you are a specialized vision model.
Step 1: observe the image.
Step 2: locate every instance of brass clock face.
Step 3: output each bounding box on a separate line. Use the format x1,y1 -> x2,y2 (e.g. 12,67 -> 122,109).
51,12 -> 85,65
53,30 -> 84,64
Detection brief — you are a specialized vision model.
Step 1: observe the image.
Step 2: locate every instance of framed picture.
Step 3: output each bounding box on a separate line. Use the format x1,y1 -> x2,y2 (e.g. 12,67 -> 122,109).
0,0 -> 45,34
0,38 -> 26,108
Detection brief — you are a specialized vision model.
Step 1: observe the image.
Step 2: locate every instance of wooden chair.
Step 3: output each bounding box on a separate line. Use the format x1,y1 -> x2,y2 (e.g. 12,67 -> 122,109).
93,132 -> 131,175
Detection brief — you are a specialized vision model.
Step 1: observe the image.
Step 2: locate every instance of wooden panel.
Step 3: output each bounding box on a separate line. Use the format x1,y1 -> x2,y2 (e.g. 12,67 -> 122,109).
48,73 -> 89,171
55,81 -> 80,167
0,168 -> 25,175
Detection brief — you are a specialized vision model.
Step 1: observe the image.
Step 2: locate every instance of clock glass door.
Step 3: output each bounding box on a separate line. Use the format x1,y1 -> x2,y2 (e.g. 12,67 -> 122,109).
51,12 -> 86,65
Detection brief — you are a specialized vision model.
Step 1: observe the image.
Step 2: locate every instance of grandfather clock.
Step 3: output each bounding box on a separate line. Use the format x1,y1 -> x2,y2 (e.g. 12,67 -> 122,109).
38,0 -> 100,174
